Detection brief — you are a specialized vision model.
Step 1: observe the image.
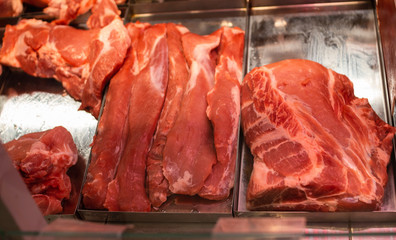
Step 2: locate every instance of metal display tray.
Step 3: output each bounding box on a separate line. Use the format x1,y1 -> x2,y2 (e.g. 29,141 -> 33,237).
233,0 -> 396,223
76,0 -> 248,223
1,0 -> 395,225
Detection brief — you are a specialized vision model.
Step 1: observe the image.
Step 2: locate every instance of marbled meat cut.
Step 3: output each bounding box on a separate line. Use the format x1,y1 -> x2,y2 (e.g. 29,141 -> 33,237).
82,22 -> 150,210
241,59 -> 396,211
39,0 -> 121,26
79,18 -> 130,118
104,23 -> 168,212
198,26 -> 244,200
146,23 -> 189,208
44,0 -> 95,25
0,18 -> 130,118
3,126 -> 78,215
86,0 -> 120,29
162,29 -> 221,196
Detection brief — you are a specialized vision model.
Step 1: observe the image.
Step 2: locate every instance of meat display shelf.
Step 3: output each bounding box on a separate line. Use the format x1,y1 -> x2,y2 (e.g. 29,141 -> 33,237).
1,0 -> 396,234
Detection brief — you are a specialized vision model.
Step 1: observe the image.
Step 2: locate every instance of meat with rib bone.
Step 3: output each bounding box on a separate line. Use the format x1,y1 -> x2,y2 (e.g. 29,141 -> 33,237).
82,22 -> 150,210
104,23 -> 168,212
3,126 -> 78,215
198,26 -> 244,200
0,18 -> 130,118
241,59 -> 396,211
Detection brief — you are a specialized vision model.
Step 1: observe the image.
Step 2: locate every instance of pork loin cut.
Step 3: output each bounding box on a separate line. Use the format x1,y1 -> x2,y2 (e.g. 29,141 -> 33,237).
198,26 -> 244,200
146,23 -> 189,208
104,23 -> 168,212
241,59 -> 396,211
82,22 -> 150,210
162,29 -> 221,196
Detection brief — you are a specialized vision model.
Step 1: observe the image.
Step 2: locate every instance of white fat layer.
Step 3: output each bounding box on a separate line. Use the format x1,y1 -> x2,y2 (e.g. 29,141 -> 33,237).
327,69 -> 336,111
149,34 -> 168,93
175,25 -> 189,35
231,85 -> 241,116
229,84 -> 241,142
171,171 -> 193,193
226,57 -> 242,82
185,61 -> 200,94
241,99 -> 253,110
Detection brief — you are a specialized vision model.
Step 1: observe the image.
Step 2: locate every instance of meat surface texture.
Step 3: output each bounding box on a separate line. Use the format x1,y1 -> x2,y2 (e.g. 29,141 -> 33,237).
0,18 -> 130,118
162,30 -> 221,196
76,23 -> 244,211
86,0 -> 120,29
3,126 -> 78,215
104,23 -> 168,212
44,0 -> 95,25
82,22 -> 149,209
79,18 -> 130,117
0,0 -> 23,17
241,59 -> 396,211
39,0 -> 121,26
198,26 -> 244,200
146,23 -> 189,208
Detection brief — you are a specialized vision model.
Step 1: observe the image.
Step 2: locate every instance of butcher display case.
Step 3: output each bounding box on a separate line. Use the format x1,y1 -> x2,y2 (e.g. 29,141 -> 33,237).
2,0 -> 396,238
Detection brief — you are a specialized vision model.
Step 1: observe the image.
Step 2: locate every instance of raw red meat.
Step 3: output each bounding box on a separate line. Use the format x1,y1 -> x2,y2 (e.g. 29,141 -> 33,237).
33,194 -> 63,216
79,18 -> 130,118
146,23 -> 190,208
241,59 -> 396,211
0,18 -> 130,118
23,0 -> 49,7
162,29 -> 221,196
44,0 -> 95,25
198,26 -> 244,200
104,23 -> 168,212
86,0 -> 120,29
39,0 -> 121,26
0,0 -> 23,17
3,126 -> 78,215
82,22 -> 150,209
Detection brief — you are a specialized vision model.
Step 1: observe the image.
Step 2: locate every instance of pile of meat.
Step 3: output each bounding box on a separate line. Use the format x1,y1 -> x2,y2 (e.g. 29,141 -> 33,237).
0,0 -> 129,118
0,0 -> 125,24
241,59 -> 396,211
3,126 -> 78,215
81,22 -> 245,212
0,0 -> 244,212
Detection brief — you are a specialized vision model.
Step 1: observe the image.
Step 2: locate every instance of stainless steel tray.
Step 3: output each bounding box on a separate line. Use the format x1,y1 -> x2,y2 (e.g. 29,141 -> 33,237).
76,0 -> 248,223
233,0 -> 396,223
1,0 -> 395,225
